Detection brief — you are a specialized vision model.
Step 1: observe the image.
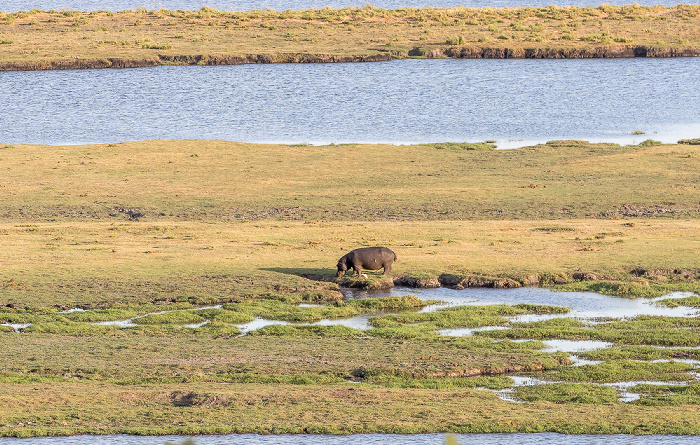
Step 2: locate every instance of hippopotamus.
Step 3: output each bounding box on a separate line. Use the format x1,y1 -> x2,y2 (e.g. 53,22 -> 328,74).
336,246 -> 397,278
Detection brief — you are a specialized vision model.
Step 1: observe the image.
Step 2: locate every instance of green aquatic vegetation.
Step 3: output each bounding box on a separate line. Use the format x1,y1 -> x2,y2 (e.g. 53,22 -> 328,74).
198,308 -> 255,324
366,323 -> 441,340
478,315 -> 700,346
195,320 -> 241,336
246,324 -> 365,337
475,317 -> 594,340
344,295 -> 429,311
364,373 -> 513,390
134,310 -> 206,325
481,339 -> 548,353
594,316 -> 700,346
62,307 -> 142,322
512,303 -> 570,314
221,295 -> 428,324
371,304 -> 569,330
370,305 -> 513,329
544,360 -> 693,383
514,383 -> 620,404
657,295 -> 700,308
577,345 -> 700,361
633,382 -> 700,406
552,280 -> 696,298
0,313 -> 54,324
23,321 -> 121,335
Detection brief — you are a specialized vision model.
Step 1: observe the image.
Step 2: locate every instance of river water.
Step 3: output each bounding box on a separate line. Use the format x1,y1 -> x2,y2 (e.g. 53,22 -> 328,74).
0,0 -> 690,13
2,433 -> 700,444
2,58 -> 699,147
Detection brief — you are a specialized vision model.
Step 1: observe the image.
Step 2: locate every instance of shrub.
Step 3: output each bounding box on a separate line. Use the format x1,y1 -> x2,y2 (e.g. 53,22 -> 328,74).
445,35 -> 464,45
142,43 -> 172,49
637,139 -> 662,147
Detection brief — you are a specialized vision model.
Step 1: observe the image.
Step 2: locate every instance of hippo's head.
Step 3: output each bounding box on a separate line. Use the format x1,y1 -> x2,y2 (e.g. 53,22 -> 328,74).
336,259 -> 348,278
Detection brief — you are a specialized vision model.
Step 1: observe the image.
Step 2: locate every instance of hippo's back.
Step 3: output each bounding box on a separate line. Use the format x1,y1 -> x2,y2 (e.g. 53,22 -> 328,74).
351,246 -> 396,263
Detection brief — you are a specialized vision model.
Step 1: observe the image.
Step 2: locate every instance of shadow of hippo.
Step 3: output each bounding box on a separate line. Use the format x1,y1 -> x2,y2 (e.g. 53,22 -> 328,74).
336,246 -> 396,278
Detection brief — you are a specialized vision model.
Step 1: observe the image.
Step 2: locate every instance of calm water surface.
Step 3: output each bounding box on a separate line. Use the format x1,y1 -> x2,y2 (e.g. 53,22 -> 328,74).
2,58 -> 699,147
0,0 -> 691,13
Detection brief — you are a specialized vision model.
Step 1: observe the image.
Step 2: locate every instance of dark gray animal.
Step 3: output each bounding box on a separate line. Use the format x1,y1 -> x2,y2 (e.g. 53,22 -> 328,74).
336,247 -> 397,278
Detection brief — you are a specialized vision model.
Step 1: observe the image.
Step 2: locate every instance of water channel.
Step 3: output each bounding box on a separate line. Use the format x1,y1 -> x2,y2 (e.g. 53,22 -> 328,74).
2,58 -> 699,148
0,0 -> 689,13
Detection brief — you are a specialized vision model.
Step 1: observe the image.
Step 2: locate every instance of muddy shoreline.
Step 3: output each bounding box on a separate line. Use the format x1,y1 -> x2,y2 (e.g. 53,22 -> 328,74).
1,45 -> 698,71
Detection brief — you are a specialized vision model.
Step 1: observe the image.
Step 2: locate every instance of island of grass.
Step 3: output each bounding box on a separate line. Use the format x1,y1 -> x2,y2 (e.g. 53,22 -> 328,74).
0,4 -> 699,71
1,139 -> 700,436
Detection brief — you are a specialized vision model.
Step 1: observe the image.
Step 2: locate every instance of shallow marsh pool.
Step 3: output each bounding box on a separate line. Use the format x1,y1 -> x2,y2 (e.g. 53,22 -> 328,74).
3,286 -> 699,404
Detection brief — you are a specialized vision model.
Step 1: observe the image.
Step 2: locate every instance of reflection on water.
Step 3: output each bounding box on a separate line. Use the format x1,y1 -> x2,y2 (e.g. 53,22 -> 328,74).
2,59 -> 699,147
0,323 -> 30,332
236,317 -> 289,334
5,288 -> 698,335
541,339 -> 613,354
377,287 -> 700,321
312,314 -> 374,330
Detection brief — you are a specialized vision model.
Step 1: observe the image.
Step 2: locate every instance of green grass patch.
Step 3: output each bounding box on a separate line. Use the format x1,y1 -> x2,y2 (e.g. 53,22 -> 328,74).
479,316 -> 700,347
476,317 -> 593,341
370,304 -> 568,330
656,295 -> 700,308
133,310 -> 206,325
364,373 -> 513,390
247,324 -> 365,337
551,280 -> 700,298
515,383 -> 619,404
545,360 -> 694,383
633,382 -> 700,406
578,345 -> 700,361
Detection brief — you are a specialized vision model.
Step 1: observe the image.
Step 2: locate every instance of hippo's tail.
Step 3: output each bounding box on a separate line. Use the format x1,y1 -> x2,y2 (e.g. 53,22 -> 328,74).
394,252 -> 398,262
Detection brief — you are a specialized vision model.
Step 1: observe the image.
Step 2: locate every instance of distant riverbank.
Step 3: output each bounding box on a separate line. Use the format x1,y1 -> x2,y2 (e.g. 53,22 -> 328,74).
2,45 -> 699,72
0,5 -> 698,71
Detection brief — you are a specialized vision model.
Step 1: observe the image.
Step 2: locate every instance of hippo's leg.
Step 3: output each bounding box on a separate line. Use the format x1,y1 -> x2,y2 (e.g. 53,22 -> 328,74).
383,263 -> 392,275
354,266 -> 362,276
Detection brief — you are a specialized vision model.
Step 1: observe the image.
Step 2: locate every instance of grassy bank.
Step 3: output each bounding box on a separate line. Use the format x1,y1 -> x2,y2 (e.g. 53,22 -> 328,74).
1,218 -> 700,309
1,139 -> 699,222
2,139 -> 700,436
1,139 -> 700,304
6,380 -> 700,436
0,5 -> 699,70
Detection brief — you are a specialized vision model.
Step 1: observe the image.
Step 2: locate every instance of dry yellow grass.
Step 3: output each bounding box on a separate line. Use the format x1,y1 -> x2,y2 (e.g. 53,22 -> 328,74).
0,5 -> 699,68
1,218 -> 699,307
3,380 -> 700,435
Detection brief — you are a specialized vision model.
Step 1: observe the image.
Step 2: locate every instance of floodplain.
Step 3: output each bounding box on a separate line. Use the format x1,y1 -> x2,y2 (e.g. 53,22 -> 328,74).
1,138 -> 700,436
